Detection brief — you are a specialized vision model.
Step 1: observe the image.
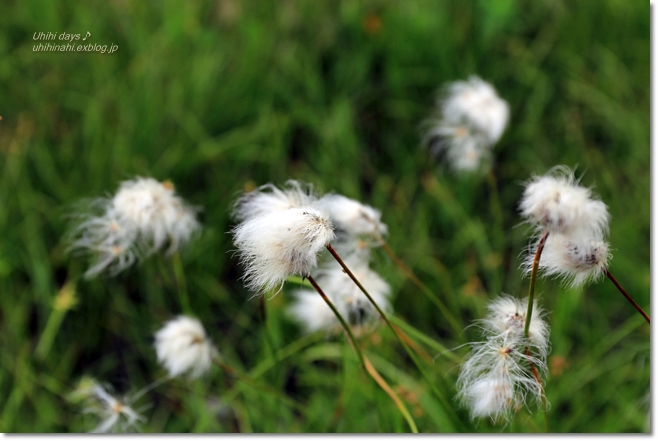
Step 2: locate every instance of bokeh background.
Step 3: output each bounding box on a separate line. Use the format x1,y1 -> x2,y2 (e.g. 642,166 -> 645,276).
0,0 -> 649,433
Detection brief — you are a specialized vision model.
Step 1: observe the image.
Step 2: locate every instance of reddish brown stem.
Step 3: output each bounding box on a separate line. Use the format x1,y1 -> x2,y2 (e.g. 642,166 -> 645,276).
605,269 -> 650,324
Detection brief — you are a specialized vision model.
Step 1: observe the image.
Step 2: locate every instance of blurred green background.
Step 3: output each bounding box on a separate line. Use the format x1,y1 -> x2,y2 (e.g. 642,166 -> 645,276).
0,0 -> 649,433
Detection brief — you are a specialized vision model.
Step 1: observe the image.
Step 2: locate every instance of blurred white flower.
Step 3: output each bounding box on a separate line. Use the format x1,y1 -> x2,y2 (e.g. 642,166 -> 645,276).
424,76 -> 508,173
232,180 -> 317,222
232,207 -> 335,293
315,194 -> 388,239
519,166 -> 609,237
67,208 -> 139,278
80,382 -> 146,433
154,315 -> 216,379
457,330 -> 546,422
66,177 -> 201,278
288,259 -> 391,336
112,177 -> 201,254
528,233 -> 610,289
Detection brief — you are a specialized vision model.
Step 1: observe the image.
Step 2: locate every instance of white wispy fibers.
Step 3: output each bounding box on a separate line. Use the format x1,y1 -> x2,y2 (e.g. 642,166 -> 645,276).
519,166 -> 609,237
441,76 -> 510,145
315,194 -> 388,239
423,76 -> 508,173
154,315 -> 216,379
232,207 -> 335,293
80,382 -> 146,433
67,207 -> 139,278
425,123 -> 491,173
480,294 -> 550,357
458,295 -> 550,422
288,260 -> 392,335
232,180 -> 318,222
112,177 -> 201,254
527,233 -> 611,289
456,330 -> 546,422
66,177 -> 201,278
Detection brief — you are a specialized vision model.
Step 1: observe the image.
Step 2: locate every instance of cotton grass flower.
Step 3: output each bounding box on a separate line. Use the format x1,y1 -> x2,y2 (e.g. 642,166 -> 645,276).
519,166 -> 609,237
66,177 -> 201,278
154,315 -> 216,379
232,207 -> 335,293
423,76 -> 508,173
457,295 -> 549,422
315,194 -> 388,239
79,381 -> 146,433
232,180 -> 318,222
528,233 -> 610,289
288,260 -> 392,335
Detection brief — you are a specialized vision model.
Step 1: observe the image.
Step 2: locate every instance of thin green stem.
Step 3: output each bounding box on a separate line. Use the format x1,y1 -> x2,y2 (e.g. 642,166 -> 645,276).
171,251 -> 192,314
325,243 -> 460,421
375,235 -> 463,337
524,231 -> 549,338
605,269 -> 650,324
34,281 -> 77,360
307,275 -> 365,369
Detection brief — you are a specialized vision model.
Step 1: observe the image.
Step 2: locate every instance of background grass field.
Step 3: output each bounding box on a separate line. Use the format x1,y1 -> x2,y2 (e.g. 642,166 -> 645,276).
0,0 -> 650,433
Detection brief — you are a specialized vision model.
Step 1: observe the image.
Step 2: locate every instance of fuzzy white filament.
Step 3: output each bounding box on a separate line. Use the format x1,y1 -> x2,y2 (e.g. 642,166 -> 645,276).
442,76 -> 510,146
80,382 -> 146,433
232,180 -> 318,222
154,315 -> 216,379
529,233 -> 610,289
424,77 -> 508,173
66,177 -> 200,278
232,207 -> 335,293
458,295 -> 549,422
519,166 -> 609,237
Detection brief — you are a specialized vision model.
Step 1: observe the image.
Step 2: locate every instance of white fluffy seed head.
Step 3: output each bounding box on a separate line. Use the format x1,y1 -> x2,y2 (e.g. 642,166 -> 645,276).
457,331 -> 546,422
530,233 -> 610,289
232,180 -> 318,222
112,177 -> 201,254
424,120 -> 492,173
315,194 -> 388,239
519,167 -> 609,237
66,177 -> 201,278
441,76 -> 509,145
154,316 -> 216,379
232,207 -> 335,293
481,295 -> 550,357
288,260 -> 391,336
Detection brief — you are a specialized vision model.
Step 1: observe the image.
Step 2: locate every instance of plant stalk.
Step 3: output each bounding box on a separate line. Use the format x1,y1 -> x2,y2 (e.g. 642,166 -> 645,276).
605,269 -> 650,324
307,275 -> 365,368
524,231 -> 549,338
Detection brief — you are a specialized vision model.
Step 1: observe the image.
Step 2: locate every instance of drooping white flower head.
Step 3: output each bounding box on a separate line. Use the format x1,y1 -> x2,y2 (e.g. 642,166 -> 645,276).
519,167 -> 609,238
481,295 -> 550,357
66,177 -> 201,278
315,194 -> 388,239
288,259 -> 392,336
154,315 -> 216,379
232,180 -> 318,222
80,382 -> 146,433
457,330 -> 546,422
529,233 -> 610,289
112,177 -> 201,254
441,76 -> 510,145
232,207 -> 335,293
